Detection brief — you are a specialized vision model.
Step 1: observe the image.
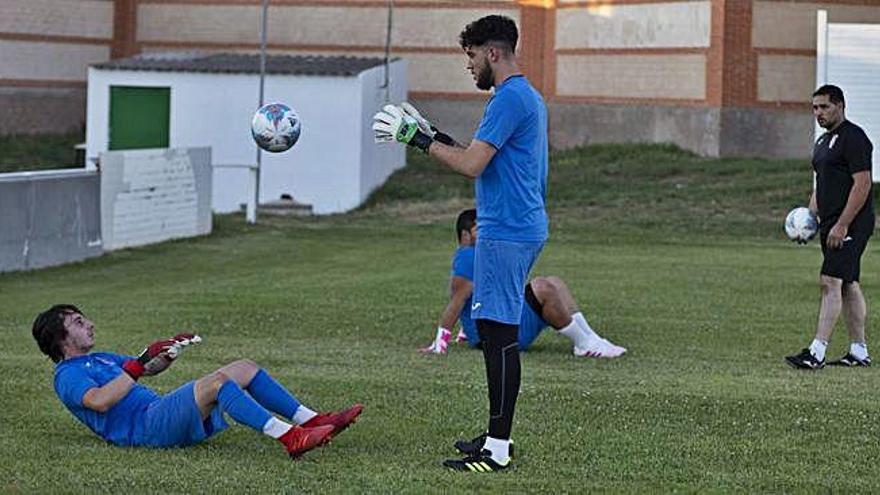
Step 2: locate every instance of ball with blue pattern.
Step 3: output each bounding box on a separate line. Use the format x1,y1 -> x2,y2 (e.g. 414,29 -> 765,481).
251,103 -> 301,153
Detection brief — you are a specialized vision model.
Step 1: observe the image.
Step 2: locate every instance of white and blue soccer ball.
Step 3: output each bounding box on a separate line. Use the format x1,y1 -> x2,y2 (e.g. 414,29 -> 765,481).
784,206 -> 818,242
251,102 -> 301,153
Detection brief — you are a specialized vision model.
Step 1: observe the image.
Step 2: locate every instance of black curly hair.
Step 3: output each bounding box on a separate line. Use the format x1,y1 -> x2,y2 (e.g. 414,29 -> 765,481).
459,15 -> 518,54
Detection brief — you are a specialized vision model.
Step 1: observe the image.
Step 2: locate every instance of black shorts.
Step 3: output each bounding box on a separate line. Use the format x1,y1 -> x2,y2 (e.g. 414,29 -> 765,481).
820,230 -> 871,283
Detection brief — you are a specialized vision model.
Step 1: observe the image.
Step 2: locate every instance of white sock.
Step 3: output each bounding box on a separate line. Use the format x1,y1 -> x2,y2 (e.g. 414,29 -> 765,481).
262,416 -> 294,439
292,405 -> 318,425
572,312 -> 599,340
810,339 -> 828,361
483,436 -> 510,464
851,342 -> 869,360
558,318 -> 589,349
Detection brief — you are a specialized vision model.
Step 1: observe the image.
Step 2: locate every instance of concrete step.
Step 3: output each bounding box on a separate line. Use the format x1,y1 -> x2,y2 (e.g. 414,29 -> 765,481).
257,196 -> 313,216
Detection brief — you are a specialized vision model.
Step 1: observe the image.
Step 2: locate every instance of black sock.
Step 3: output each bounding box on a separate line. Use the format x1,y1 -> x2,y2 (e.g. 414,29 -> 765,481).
477,319 -> 521,440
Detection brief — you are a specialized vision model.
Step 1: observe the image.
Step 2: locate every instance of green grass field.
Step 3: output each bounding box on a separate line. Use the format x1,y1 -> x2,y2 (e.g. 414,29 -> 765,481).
2,145 -> 879,492
0,132 -> 84,173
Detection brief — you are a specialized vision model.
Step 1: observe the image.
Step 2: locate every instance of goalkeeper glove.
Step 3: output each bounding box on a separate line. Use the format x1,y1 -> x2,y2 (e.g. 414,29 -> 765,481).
418,327 -> 452,355
372,105 -> 433,152
122,333 -> 203,379
122,338 -> 176,380
399,102 -> 456,146
166,332 -> 202,359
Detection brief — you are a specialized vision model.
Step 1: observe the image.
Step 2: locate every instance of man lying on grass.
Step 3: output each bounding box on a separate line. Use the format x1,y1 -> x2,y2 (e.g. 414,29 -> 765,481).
32,304 -> 362,459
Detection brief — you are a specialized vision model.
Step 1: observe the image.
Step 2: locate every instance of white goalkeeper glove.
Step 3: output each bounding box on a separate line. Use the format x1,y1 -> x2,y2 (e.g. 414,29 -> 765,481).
398,102 -> 456,146
418,327 -> 452,355
372,104 -> 433,151
373,103 -> 425,143
399,102 -> 436,138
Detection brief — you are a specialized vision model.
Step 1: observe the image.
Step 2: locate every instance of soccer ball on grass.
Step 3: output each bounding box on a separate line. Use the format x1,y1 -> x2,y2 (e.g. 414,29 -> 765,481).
251,103 -> 301,153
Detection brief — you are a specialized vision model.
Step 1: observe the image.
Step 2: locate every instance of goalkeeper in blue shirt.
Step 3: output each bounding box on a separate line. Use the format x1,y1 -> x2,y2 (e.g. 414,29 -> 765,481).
374,15 -> 551,472
32,304 -> 362,459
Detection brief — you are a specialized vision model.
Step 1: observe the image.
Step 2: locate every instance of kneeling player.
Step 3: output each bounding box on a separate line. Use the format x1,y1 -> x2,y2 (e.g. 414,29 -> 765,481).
419,209 -> 626,358
32,304 -> 362,459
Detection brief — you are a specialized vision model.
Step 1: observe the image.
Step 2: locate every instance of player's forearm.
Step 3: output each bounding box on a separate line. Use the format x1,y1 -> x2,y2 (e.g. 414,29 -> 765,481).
836,175 -> 871,227
82,374 -> 135,413
439,300 -> 465,331
809,190 -> 818,214
428,142 -> 485,178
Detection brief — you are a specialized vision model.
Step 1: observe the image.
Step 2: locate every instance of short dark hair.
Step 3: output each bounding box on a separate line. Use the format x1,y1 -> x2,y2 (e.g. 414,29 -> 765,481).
813,85 -> 845,106
32,304 -> 83,363
459,15 -> 518,54
456,209 -> 477,243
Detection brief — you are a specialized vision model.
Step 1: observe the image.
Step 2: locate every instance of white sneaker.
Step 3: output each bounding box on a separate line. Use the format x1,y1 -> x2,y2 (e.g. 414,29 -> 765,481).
573,337 -> 627,358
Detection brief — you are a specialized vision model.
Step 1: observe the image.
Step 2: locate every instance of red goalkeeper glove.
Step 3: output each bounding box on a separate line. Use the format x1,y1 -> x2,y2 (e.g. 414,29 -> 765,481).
122,338 -> 176,380
122,333 -> 202,380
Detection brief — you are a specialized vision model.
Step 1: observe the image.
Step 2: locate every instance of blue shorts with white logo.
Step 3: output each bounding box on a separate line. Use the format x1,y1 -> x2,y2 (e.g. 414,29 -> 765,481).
472,237 -> 544,325
133,381 -> 229,448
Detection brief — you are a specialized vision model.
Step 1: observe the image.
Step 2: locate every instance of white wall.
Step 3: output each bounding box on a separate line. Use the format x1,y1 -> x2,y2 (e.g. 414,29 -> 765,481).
100,147 -> 212,250
87,59 -> 407,214
816,13 -> 880,181
358,61 -> 407,205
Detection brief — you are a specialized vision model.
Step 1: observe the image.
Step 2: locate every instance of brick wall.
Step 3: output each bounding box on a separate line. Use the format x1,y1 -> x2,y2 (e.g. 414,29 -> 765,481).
0,0 -> 114,135
3,0 -> 880,156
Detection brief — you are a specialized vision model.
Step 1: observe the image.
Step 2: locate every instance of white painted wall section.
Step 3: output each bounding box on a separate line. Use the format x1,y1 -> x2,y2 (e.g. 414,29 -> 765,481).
100,147 -> 212,251
816,11 -> 880,181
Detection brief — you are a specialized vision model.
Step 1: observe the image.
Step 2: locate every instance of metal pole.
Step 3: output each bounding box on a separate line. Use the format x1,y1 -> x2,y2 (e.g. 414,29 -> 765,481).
381,0 -> 394,101
248,0 -> 269,224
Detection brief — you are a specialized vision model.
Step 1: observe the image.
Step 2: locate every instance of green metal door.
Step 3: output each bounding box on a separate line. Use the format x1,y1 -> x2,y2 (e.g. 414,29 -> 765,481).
108,86 -> 170,150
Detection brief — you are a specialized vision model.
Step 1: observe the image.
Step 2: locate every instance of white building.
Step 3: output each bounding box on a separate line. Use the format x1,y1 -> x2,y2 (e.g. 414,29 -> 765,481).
816,11 -> 880,181
86,52 -> 407,214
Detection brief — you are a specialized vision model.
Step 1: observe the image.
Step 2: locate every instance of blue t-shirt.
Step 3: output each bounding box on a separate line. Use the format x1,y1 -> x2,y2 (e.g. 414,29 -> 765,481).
474,75 -> 548,242
54,352 -> 160,446
451,246 -> 480,346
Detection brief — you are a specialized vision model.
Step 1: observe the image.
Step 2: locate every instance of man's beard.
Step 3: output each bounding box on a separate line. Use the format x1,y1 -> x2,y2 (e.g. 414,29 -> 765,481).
475,65 -> 494,91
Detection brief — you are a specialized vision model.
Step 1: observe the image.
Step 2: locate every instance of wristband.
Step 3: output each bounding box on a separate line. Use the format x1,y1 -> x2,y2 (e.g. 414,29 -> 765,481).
122,359 -> 145,380
433,131 -> 455,146
408,130 -> 434,153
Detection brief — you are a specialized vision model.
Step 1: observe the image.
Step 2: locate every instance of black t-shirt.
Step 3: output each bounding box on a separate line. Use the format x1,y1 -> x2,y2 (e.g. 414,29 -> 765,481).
812,120 -> 875,234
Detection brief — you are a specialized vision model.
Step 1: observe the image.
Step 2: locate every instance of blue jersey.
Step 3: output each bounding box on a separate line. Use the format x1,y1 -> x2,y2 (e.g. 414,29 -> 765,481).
474,75 -> 548,242
451,246 -> 480,346
54,352 -> 160,446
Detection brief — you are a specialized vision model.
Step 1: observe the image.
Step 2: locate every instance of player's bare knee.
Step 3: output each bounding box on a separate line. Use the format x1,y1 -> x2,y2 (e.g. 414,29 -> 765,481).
195,371 -> 231,403
819,276 -> 842,295
211,371 -> 233,392
530,277 -> 554,302
842,281 -> 860,296
232,358 -> 258,370
545,275 -> 565,289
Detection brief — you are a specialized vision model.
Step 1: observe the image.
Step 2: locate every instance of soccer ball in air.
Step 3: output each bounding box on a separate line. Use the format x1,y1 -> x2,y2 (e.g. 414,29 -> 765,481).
784,206 -> 818,242
251,103 -> 301,152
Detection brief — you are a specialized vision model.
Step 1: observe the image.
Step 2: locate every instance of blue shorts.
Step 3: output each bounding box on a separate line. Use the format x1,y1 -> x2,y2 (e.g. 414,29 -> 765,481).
133,381 -> 229,448
518,302 -> 548,351
462,297 -> 549,351
472,238 -> 544,325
